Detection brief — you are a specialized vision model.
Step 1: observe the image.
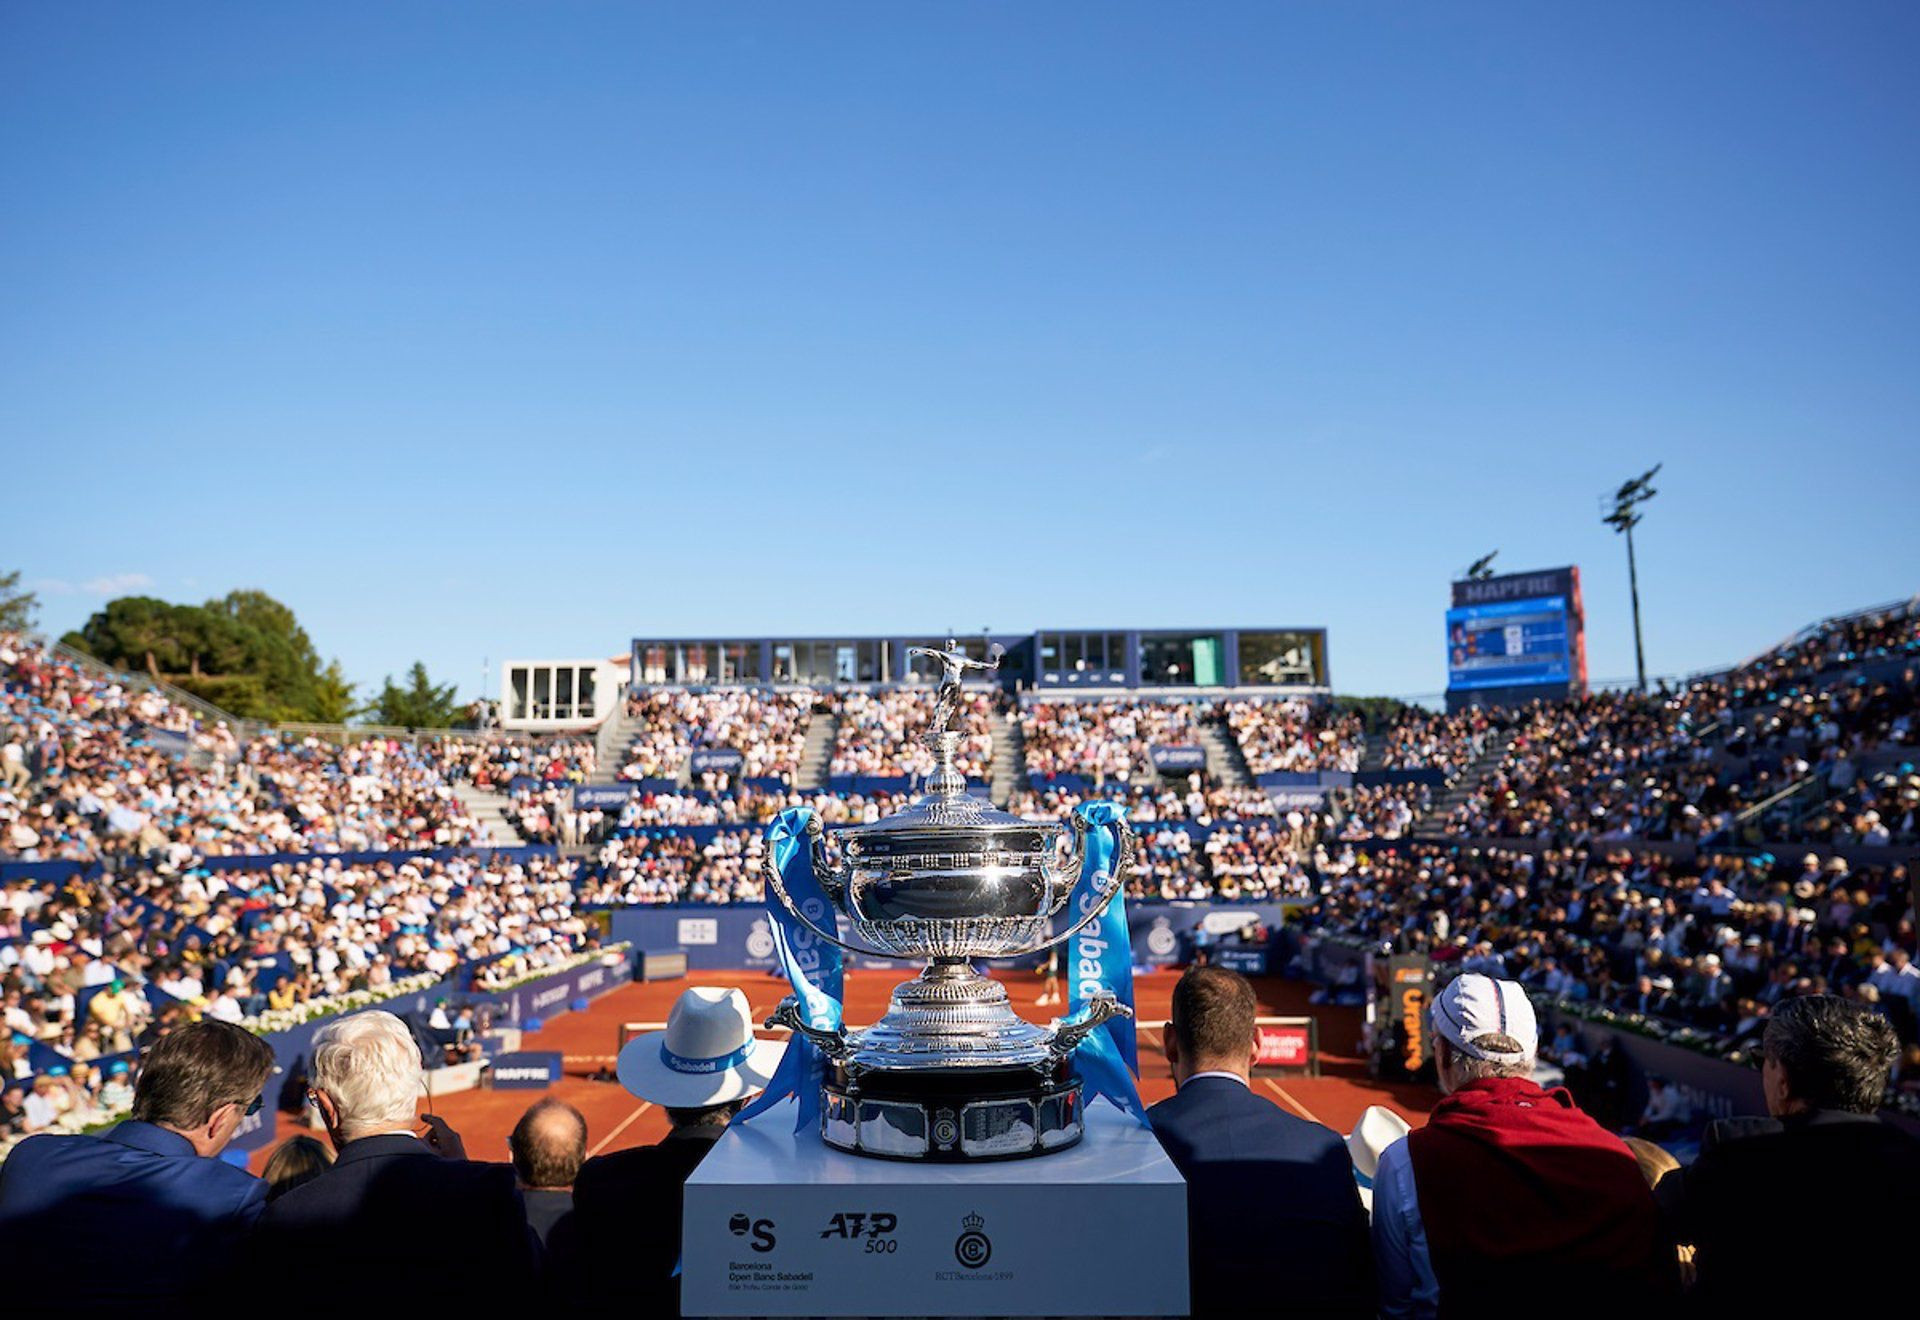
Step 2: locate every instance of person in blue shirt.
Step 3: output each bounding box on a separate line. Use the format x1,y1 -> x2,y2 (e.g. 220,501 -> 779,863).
0,1019 -> 275,1313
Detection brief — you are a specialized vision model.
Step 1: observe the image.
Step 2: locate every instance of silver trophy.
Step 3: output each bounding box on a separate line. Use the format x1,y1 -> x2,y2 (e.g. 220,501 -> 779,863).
765,640 -> 1135,1161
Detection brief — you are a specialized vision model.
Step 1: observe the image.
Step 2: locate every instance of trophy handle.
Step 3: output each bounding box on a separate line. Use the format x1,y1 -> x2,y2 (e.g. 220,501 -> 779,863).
767,996 -> 852,1061
762,815 -> 907,962
1047,988 -> 1133,1061
1039,813 -> 1134,950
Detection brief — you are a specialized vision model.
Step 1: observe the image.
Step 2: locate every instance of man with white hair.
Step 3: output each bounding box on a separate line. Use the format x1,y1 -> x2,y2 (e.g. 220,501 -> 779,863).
244,1010 -> 536,1305
1370,974 -> 1674,1318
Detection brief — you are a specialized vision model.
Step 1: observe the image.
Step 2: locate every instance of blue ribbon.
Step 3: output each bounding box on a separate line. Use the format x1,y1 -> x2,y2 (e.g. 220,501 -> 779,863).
660,1040 -> 756,1075
738,807 -> 845,1131
1059,801 -> 1149,1125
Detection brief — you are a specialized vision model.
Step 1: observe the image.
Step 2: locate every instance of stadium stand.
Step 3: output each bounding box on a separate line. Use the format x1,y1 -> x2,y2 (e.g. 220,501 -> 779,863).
830,687 -> 998,779
4,600 -> 1915,1209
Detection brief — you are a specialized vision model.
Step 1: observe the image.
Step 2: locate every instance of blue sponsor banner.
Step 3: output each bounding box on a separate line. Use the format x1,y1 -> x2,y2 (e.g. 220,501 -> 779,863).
230,952 -> 633,1154
1351,768 -> 1447,789
197,844 -> 560,874
491,1051 -> 564,1089
574,784 -> 634,810
600,900 -> 1303,973
1149,745 -> 1207,773
689,747 -> 745,774
468,952 -> 634,1025
0,859 -> 101,886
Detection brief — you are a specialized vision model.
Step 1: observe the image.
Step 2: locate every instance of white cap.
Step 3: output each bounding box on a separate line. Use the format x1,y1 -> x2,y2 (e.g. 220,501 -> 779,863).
1431,973 -> 1537,1064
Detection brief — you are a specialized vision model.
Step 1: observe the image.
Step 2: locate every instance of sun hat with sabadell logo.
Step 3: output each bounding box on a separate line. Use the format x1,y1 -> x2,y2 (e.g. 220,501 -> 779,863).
615,986 -> 786,1108
1430,973 -> 1538,1064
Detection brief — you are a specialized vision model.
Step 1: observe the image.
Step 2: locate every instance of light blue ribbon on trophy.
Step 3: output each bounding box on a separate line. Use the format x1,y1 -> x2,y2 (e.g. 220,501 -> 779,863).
739,807 -> 845,1130
1059,800 -> 1148,1124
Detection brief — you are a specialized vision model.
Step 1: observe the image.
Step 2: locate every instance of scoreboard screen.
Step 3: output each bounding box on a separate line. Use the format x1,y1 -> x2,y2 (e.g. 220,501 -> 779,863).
1446,595 -> 1571,691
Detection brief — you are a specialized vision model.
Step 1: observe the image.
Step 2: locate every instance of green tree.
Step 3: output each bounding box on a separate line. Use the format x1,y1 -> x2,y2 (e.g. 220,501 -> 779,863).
62,589 -> 356,723
361,661 -> 464,729
0,570 -> 38,631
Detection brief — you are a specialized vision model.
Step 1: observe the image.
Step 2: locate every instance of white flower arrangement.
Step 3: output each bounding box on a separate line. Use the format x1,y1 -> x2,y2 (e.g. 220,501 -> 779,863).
474,942 -> 630,993
241,971 -> 444,1037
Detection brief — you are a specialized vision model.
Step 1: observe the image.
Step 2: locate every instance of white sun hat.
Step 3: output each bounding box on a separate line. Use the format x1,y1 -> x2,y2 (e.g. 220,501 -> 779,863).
1346,1105 -> 1411,1181
616,986 -> 786,1108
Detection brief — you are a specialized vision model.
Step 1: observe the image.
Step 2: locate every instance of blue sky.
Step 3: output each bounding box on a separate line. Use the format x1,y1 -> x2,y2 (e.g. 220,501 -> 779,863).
4,3 -> 1916,702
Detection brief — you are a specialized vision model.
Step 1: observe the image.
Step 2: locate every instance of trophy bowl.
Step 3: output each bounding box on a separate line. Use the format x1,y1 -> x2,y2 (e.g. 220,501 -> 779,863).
836,786 -> 1077,960
762,642 -> 1136,1161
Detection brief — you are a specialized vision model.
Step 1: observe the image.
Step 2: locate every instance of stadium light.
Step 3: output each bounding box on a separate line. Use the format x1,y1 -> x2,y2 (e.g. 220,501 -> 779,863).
1462,551 -> 1500,582
1601,463 -> 1662,692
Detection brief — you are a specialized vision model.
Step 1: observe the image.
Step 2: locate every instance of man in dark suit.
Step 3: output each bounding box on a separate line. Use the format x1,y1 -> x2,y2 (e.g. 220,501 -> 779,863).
0,1019 -> 275,1314
1657,993 -> 1920,1313
510,1097 -> 586,1247
1148,966 -> 1374,1318
552,986 -> 784,1314
243,1010 -> 536,1307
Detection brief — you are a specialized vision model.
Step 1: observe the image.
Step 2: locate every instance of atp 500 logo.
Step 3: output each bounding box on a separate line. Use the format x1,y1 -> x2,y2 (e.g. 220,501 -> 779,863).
821,1210 -> 899,1253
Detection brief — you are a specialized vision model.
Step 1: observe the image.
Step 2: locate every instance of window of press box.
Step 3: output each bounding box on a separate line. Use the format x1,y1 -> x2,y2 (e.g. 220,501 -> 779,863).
1139,633 -> 1226,687
1237,631 -> 1323,686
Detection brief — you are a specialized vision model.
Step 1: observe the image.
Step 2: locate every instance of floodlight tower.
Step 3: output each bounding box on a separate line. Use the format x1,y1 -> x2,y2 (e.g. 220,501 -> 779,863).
1602,464 -> 1662,692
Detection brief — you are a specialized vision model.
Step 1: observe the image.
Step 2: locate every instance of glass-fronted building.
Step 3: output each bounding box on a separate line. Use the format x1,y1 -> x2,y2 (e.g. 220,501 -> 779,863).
628,628 -> 1329,691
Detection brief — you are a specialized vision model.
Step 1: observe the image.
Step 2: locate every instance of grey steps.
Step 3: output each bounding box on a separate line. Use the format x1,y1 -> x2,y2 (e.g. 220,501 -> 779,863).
454,783 -> 527,846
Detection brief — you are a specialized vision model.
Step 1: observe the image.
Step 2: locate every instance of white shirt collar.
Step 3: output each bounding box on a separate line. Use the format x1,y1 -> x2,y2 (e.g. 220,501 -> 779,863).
1182,1069 -> 1250,1089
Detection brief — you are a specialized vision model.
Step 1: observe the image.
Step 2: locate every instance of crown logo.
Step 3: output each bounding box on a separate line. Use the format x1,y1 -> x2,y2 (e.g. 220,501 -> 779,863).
961,1212 -> 985,1232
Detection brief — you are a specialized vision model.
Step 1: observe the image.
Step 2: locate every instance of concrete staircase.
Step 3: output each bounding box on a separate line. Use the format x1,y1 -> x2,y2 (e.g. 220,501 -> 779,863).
455,782 -> 526,846
1357,736 -> 1389,774
988,704 -> 1025,806
1409,728 -> 1515,836
796,703 -> 839,791
589,701 -> 641,785
1199,718 -> 1255,789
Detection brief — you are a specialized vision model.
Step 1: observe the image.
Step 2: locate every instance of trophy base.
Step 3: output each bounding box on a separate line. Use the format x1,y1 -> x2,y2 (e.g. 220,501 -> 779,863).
819,1061 -> 1084,1161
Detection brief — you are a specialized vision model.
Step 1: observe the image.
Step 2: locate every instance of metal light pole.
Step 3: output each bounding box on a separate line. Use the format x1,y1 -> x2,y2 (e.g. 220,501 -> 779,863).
1602,464 -> 1661,692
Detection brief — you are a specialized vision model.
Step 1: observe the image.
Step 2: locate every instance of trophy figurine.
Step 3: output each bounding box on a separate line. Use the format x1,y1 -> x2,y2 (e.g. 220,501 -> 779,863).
763,640 -> 1137,1161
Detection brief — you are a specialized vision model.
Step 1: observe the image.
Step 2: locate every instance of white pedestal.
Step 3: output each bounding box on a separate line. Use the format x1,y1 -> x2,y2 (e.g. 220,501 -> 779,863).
683,1099 -> 1189,1317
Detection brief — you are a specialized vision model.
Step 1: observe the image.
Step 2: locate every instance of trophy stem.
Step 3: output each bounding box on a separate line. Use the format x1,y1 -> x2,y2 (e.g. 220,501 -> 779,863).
920,729 -> 966,799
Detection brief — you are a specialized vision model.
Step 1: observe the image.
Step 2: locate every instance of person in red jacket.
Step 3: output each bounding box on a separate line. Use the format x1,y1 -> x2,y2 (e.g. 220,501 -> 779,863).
1371,973 -> 1676,1319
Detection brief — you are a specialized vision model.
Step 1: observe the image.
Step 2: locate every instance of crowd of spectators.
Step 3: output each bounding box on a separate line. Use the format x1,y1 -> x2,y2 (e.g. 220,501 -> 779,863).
1308,842 -> 1918,1053
427,736 -> 595,791
1018,698 -> 1205,780
1331,783 -> 1431,840
1,851 -> 591,1054
830,687 -> 997,778
1375,706 -> 1507,775
575,831 -> 765,906
618,690 -> 813,783
1223,698 -> 1363,774
1009,781 -> 1283,825
1,634 -> 493,865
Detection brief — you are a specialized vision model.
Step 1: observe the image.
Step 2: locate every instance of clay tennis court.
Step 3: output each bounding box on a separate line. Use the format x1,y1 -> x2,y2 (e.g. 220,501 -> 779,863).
249,968 -> 1439,1171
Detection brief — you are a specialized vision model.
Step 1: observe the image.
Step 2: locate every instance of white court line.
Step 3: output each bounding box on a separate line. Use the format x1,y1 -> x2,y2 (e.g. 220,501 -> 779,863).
590,1101 -> 652,1156
1261,1076 -> 1320,1125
